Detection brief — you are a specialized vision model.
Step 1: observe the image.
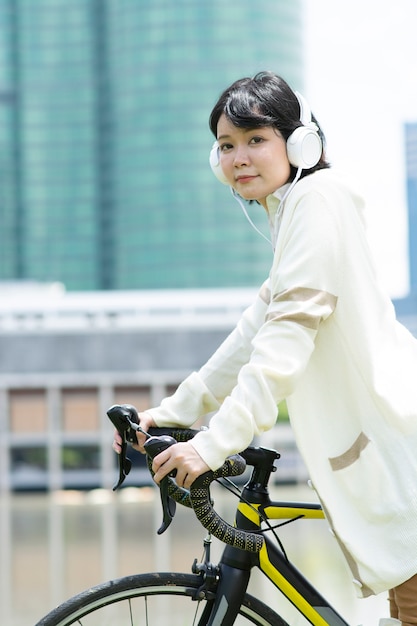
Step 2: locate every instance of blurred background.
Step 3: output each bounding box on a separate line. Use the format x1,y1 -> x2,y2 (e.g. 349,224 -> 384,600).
0,0 -> 416,624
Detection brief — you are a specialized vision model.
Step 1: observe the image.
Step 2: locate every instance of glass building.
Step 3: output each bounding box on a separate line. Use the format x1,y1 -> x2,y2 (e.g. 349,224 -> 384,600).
0,0 -> 303,290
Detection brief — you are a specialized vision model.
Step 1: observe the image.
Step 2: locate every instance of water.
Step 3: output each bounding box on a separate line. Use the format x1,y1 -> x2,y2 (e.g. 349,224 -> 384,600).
1,484 -> 388,626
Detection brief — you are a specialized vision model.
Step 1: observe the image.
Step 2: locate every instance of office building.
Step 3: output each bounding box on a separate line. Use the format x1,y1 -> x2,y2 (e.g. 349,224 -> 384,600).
0,0 -> 303,290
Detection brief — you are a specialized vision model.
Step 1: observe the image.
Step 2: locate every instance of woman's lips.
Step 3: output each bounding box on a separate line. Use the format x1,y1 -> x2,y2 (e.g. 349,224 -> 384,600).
236,175 -> 257,183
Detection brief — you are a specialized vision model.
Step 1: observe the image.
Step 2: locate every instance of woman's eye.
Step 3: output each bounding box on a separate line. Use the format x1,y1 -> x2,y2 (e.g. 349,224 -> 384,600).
219,143 -> 233,152
250,136 -> 264,144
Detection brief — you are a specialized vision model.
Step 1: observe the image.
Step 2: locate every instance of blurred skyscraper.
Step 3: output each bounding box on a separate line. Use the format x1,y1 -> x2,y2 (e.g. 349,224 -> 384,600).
0,0 -> 303,290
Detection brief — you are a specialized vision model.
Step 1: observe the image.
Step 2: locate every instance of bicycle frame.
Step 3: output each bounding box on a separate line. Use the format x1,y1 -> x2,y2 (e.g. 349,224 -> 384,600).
206,477 -> 350,625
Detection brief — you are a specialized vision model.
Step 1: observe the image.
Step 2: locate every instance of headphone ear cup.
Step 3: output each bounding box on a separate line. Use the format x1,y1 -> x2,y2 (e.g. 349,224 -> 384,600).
286,126 -> 322,170
209,141 -> 229,185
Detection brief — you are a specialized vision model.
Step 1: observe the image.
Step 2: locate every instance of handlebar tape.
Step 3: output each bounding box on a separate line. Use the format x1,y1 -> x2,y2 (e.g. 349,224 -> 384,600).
190,463 -> 265,553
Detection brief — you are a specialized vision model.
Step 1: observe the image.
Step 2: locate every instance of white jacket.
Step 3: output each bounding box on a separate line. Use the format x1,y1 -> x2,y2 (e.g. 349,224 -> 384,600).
148,169 -> 417,597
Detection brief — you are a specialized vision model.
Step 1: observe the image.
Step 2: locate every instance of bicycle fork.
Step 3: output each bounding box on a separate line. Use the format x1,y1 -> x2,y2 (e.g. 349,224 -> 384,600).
192,536 -> 254,626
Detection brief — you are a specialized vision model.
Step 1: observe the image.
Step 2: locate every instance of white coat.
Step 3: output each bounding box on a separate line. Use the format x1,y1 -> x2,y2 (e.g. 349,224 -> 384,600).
148,169 -> 417,596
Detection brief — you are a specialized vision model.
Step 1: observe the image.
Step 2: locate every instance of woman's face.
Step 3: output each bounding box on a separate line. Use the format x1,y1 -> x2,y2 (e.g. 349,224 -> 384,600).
217,113 -> 291,209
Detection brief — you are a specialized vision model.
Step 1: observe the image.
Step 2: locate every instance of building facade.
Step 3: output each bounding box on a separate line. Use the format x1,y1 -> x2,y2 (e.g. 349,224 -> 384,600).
0,0 -> 303,291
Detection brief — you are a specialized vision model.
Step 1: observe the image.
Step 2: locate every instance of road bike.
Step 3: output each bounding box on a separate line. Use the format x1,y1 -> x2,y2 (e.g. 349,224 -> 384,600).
35,403 -> 358,626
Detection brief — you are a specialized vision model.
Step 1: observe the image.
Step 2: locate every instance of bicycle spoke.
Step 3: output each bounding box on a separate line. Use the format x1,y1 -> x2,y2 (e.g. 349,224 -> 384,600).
192,599 -> 202,626
144,594 -> 149,626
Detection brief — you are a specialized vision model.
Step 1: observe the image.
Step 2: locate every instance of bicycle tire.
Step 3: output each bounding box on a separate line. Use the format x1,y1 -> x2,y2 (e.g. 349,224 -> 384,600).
35,571 -> 289,626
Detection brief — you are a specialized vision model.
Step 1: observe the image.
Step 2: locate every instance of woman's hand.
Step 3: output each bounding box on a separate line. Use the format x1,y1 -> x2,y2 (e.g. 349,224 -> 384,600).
111,412 -> 210,488
152,441 -> 210,490
112,411 -> 157,454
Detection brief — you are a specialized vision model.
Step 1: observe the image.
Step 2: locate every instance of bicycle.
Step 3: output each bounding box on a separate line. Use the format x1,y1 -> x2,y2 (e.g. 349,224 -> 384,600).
35,403 -> 354,626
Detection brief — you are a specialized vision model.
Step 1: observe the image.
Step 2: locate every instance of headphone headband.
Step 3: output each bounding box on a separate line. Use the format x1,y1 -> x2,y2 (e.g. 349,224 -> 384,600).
294,91 -> 318,131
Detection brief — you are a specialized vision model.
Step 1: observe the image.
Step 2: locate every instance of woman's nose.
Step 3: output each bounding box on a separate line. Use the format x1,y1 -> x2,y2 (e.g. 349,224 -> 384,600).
233,145 -> 249,166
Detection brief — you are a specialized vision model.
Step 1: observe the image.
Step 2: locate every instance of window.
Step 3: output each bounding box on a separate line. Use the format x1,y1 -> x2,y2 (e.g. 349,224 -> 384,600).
113,386 -> 151,412
61,388 -> 98,432
9,389 -> 47,433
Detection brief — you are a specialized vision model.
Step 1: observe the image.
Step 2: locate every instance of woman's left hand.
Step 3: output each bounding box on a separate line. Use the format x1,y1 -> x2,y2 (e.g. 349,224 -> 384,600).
152,441 -> 210,490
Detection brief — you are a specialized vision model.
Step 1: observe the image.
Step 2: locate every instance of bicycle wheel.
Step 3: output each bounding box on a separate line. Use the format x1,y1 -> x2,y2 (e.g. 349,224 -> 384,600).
35,571 -> 289,626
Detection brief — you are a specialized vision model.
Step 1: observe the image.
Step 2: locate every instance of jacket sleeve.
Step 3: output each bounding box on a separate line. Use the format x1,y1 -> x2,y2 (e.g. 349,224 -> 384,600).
146,283 -> 269,428
189,189 -> 342,469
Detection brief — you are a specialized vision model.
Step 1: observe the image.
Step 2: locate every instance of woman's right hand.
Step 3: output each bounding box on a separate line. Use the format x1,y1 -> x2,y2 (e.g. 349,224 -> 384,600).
112,411 -> 157,455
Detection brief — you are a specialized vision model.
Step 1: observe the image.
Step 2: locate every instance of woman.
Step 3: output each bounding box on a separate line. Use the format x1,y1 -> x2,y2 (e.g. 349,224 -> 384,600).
114,72 -> 417,623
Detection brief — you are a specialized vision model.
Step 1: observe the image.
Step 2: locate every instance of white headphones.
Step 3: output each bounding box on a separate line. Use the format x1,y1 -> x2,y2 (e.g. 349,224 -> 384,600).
209,91 -> 322,185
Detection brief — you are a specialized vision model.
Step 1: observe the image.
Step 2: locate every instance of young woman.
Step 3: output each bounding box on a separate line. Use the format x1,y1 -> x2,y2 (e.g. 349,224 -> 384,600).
114,72 -> 417,623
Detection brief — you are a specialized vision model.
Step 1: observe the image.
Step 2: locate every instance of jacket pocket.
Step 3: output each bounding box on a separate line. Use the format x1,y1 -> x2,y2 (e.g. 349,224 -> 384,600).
329,431 -> 370,471
328,431 -> 398,524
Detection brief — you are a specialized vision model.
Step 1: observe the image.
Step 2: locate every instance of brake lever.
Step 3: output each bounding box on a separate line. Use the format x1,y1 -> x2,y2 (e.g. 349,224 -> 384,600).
113,439 -> 132,490
144,435 -> 178,534
106,404 -> 179,532
107,404 -> 151,490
